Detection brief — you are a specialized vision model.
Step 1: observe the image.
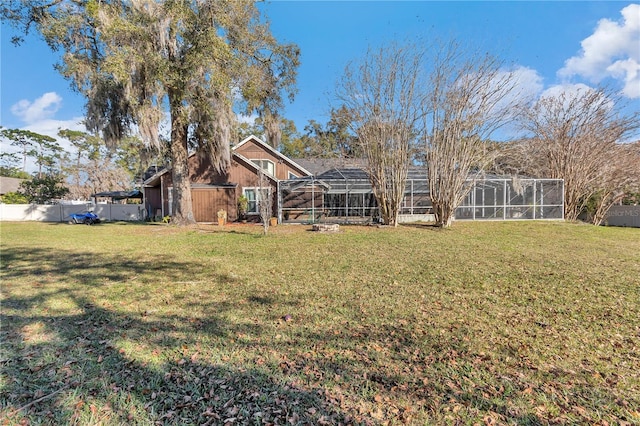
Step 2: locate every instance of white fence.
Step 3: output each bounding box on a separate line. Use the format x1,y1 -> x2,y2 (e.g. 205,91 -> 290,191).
604,205 -> 640,228
0,204 -> 146,222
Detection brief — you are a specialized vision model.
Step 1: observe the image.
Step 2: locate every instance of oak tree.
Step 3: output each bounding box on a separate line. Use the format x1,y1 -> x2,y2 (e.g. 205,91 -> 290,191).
4,0 -> 299,225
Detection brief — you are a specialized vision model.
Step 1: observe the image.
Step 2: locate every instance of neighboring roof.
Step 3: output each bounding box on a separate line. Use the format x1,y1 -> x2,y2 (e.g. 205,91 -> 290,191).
0,176 -> 25,194
234,135 -> 313,176
142,165 -> 166,182
92,190 -> 143,200
143,168 -> 170,187
291,157 -> 367,176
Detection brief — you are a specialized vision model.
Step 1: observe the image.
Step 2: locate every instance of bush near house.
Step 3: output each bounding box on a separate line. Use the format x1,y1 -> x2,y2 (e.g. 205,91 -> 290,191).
0,191 -> 28,204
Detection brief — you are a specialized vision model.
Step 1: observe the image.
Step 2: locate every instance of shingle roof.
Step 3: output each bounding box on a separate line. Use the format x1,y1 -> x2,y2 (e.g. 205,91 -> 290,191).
290,158 -> 367,176
315,166 -> 431,181
316,168 -> 369,180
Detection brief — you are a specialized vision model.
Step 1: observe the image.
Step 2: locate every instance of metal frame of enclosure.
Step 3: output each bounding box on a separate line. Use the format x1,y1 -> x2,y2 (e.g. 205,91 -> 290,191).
278,172 -> 564,224
456,178 -> 564,221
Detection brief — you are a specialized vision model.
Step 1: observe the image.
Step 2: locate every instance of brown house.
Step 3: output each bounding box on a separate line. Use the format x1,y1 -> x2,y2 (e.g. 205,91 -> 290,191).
143,135 -> 312,223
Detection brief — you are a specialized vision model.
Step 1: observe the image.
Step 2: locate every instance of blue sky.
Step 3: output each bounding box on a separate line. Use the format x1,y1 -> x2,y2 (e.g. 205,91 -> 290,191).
1,1 -> 639,162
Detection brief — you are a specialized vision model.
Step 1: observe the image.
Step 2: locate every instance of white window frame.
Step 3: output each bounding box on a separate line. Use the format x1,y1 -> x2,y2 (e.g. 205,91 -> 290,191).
251,159 -> 275,176
243,187 -> 272,215
288,171 -> 298,179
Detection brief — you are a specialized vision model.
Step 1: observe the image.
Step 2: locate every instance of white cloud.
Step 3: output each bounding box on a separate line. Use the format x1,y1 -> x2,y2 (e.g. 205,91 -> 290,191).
24,117 -> 87,151
10,92 -> 64,124
540,82 -> 595,100
0,117 -> 87,173
1,91 -> 87,172
558,4 -> 640,98
509,66 -> 545,101
607,58 -> 640,98
538,83 -> 616,118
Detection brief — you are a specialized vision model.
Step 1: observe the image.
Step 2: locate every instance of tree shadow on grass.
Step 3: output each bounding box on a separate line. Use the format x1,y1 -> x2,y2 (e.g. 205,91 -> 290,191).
399,223 -> 442,231
281,313 -> 639,425
1,300 -> 352,424
2,246 -> 636,425
0,247 -> 353,425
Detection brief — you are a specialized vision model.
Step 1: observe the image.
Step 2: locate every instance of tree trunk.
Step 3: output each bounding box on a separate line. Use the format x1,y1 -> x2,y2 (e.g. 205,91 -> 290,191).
169,114 -> 196,226
592,191 -> 622,226
434,202 -> 454,228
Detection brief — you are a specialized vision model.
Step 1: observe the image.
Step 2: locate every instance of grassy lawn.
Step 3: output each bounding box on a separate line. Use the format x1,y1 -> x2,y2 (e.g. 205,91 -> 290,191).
1,221 -> 639,425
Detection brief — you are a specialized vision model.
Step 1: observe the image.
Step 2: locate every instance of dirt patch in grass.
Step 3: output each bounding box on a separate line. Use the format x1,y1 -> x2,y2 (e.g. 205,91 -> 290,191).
1,221 -> 639,425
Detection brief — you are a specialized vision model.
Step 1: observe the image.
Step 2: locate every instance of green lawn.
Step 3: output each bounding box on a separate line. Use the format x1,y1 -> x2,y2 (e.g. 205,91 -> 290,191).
1,221 -> 639,425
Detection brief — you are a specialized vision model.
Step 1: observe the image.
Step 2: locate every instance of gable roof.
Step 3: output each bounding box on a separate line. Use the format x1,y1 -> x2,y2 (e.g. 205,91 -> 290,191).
142,135 -> 295,187
143,135 -> 313,187
233,135 -> 313,177
232,152 -> 278,184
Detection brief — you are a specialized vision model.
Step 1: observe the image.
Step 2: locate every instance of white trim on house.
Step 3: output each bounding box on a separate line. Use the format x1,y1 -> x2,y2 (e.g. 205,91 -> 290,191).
250,158 -> 276,176
233,135 -> 313,177
242,186 -> 272,215
232,153 -> 279,184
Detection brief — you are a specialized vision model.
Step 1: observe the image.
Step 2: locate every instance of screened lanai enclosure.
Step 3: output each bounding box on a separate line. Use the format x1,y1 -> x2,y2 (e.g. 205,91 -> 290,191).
278,168 -> 564,224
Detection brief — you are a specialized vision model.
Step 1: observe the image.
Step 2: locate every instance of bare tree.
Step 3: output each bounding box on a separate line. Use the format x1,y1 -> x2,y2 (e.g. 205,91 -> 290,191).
589,142 -> 640,225
517,86 -> 639,222
336,42 -> 425,226
423,40 -> 526,228
256,168 -> 273,235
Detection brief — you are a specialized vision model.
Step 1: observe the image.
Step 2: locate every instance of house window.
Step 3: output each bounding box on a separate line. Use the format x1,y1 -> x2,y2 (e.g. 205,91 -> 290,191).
243,187 -> 271,214
288,171 -> 298,179
244,188 -> 257,213
251,159 -> 275,176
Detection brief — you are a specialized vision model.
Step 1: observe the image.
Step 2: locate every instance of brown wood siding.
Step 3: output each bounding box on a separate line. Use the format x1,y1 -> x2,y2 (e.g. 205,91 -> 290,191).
150,138 -> 308,221
161,162 -> 247,222
189,153 -> 229,185
235,139 -> 309,179
160,174 -> 170,215
144,187 -> 162,217
192,187 -> 236,222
